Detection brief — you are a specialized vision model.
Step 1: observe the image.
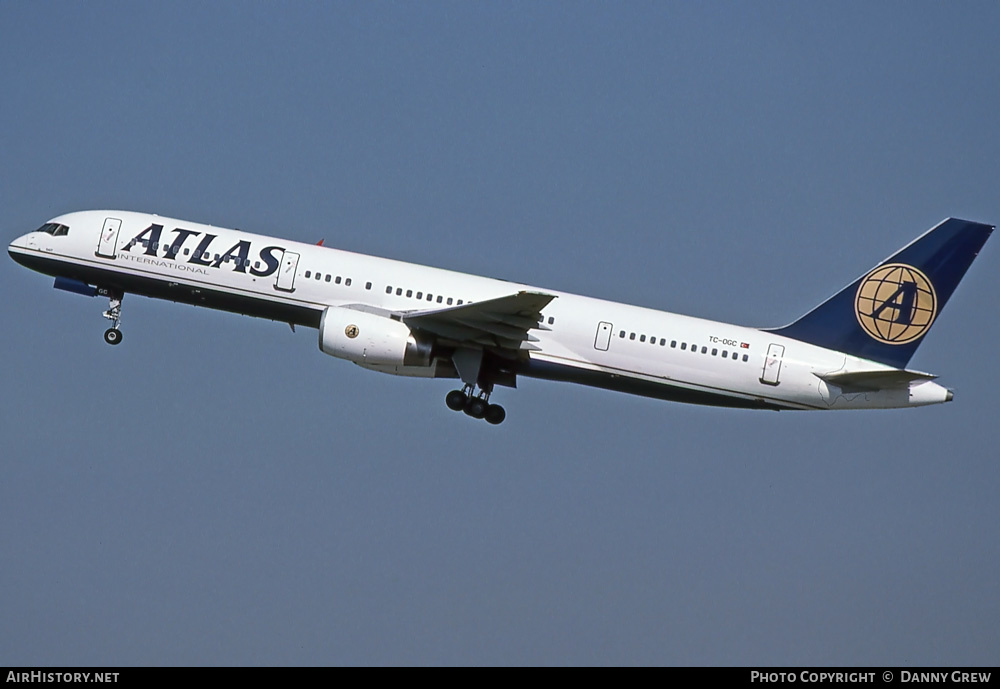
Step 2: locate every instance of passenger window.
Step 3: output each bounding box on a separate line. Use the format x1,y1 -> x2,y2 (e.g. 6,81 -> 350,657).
722,351 -> 728,358
305,270 -> 311,278
436,296 -> 442,303
386,286 -> 392,294
640,335 -> 646,342
447,298 -> 453,305
345,278 -> 352,286
336,276 -> 342,284
743,354 -> 749,362
548,317 -> 555,325
671,340 -> 677,348
712,348 -> 717,356
680,342 -> 686,350
416,292 -> 423,299
366,282 -> 372,290
325,275 -> 331,282
396,288 -> 402,296
406,290 -> 413,297
701,346 -> 707,354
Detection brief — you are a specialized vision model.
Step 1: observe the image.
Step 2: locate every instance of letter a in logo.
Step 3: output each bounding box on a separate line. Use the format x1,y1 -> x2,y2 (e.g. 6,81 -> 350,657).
855,263 -> 937,344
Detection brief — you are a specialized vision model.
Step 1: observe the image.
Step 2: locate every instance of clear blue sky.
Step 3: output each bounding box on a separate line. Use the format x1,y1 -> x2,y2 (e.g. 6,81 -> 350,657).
2,2 -> 998,665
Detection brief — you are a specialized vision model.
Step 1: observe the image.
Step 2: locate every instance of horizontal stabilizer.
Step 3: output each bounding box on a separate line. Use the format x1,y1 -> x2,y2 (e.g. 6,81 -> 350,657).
814,368 -> 936,391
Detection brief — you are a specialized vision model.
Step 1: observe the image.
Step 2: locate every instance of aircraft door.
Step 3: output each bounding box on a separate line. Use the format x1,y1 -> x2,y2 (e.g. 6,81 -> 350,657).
760,343 -> 785,386
95,217 -> 122,258
594,321 -> 613,351
274,251 -> 300,292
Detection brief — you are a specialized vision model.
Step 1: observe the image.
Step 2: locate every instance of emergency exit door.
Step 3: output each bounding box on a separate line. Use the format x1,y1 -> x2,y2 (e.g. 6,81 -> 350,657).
760,343 -> 785,386
594,322 -> 613,351
274,251 -> 300,292
95,217 -> 122,258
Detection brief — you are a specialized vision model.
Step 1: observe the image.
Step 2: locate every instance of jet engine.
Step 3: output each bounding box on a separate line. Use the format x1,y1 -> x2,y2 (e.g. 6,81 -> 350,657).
318,306 -> 442,376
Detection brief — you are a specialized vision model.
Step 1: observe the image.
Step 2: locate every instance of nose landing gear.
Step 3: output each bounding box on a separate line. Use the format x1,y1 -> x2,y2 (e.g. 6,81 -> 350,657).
445,385 -> 506,425
101,291 -> 124,345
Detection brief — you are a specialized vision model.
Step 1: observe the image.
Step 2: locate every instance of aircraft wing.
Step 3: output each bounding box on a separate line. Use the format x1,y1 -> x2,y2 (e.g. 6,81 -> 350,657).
402,290 -> 556,352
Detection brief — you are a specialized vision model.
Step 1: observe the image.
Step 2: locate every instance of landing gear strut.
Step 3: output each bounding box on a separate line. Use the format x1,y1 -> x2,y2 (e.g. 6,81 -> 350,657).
446,347 -> 506,424
445,384 -> 506,425
102,291 -> 123,345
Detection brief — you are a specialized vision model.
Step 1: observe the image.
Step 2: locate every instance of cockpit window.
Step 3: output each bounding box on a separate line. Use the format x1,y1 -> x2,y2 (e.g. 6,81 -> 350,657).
35,223 -> 70,237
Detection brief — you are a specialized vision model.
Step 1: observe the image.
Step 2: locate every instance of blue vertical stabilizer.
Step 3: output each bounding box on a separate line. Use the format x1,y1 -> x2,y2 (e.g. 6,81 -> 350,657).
769,218 -> 993,368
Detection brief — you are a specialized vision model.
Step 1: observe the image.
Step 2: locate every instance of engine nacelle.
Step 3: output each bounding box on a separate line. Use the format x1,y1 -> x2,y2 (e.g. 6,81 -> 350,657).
53,277 -> 98,297
319,306 -> 433,368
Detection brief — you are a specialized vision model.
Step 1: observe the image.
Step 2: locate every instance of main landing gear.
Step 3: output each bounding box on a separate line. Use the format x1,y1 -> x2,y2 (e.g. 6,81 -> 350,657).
102,291 -> 124,345
446,386 -> 506,425
446,347 -> 506,424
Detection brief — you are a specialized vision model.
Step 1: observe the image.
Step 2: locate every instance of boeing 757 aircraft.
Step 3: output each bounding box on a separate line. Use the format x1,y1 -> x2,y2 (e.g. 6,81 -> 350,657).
8,211 -> 993,424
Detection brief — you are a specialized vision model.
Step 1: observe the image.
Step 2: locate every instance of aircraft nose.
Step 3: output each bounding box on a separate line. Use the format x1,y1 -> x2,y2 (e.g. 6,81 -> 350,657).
8,233 -> 31,267
8,234 -> 25,254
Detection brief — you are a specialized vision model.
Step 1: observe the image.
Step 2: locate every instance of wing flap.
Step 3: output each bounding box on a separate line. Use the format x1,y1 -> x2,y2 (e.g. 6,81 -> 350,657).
450,315 -> 531,341
479,311 -> 544,331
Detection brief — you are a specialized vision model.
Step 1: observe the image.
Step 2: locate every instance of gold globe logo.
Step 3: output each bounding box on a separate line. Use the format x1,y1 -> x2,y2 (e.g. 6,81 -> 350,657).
855,263 -> 936,345
345,325 -> 359,339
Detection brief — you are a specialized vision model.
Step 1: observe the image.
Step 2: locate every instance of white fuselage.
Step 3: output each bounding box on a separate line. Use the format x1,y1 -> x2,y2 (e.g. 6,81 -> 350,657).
8,210 -> 953,411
